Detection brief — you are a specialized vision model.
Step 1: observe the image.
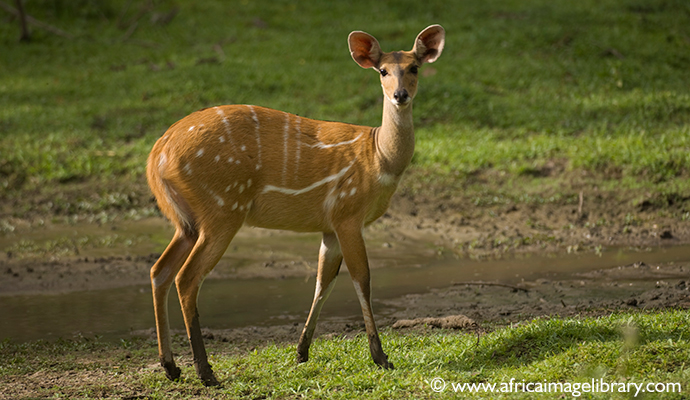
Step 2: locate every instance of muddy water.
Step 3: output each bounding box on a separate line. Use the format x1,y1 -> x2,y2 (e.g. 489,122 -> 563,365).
2,220 -> 690,342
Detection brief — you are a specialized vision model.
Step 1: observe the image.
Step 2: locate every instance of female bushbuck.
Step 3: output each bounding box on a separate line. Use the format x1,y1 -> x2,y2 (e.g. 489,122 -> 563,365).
146,25 -> 445,386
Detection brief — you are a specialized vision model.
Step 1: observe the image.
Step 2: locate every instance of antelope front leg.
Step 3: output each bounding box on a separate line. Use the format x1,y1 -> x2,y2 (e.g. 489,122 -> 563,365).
297,232 -> 343,363
336,224 -> 394,369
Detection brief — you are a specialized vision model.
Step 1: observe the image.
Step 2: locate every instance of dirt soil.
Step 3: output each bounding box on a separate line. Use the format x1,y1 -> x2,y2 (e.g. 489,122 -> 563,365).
1,170 -> 690,323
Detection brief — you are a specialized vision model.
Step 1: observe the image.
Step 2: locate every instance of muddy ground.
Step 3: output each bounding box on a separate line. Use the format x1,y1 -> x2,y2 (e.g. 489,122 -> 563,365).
1,170 -> 690,337
126,260 -> 689,354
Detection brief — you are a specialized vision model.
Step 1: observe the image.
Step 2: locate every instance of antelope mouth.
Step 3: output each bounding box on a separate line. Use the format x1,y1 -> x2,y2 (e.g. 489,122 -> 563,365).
390,97 -> 412,108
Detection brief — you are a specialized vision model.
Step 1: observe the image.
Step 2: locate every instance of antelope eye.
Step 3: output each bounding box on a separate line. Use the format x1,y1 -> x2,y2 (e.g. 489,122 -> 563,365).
379,68 -> 388,77
410,66 -> 419,74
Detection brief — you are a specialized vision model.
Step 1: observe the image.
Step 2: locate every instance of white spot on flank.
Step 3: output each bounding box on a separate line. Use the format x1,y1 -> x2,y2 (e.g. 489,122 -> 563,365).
346,178 -> 353,185
247,179 -> 252,188
339,192 -> 347,199
205,188 -> 224,207
184,163 -> 192,175
225,185 -> 231,192
239,184 -> 245,193
227,157 -> 234,163
196,149 -> 204,157
188,126 -> 195,132
232,202 -> 238,210
219,136 -> 225,143
262,160 -> 355,196
350,188 -> 357,196
214,155 -> 220,162
241,145 -> 246,151
239,205 -> 244,211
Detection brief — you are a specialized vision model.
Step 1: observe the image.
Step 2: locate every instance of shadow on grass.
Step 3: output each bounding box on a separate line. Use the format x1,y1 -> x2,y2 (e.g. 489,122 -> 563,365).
445,315 -> 687,373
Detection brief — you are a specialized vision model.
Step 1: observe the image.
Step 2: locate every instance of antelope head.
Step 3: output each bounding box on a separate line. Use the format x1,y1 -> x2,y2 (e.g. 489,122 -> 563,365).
348,25 -> 445,108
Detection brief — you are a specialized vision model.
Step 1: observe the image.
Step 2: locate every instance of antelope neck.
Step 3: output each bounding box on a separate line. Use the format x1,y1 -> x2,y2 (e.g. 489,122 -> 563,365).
373,97 -> 415,177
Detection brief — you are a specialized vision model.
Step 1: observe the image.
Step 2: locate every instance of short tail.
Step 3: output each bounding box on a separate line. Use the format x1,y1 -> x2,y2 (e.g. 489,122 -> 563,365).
147,143 -> 198,238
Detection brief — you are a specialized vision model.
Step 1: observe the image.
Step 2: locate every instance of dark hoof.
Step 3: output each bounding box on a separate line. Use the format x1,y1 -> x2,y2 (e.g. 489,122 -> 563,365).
162,360 -> 181,381
196,364 -> 221,387
201,374 -> 221,387
297,351 -> 309,364
375,355 -> 394,370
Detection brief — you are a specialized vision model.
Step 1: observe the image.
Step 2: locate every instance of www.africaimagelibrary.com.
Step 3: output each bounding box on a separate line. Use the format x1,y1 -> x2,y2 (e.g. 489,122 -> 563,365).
429,377 -> 682,397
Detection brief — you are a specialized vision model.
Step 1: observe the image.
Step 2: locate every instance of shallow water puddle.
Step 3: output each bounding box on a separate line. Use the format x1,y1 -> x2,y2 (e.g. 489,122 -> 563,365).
1,220 -> 690,342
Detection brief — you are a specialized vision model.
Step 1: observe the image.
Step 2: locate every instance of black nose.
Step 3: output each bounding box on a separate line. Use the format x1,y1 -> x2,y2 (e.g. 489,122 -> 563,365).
394,89 -> 409,103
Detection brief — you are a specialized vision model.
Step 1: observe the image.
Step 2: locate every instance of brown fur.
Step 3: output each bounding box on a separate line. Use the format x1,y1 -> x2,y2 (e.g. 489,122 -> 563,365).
146,25 -> 445,385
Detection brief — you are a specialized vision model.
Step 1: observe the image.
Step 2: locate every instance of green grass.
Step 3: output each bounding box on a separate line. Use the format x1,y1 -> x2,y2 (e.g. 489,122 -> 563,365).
1,310 -> 689,399
1,0 -> 690,204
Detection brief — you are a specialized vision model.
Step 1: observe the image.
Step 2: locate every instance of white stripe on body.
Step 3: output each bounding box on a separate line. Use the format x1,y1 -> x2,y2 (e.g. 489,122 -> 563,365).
282,112 -> 290,185
215,107 -> 238,153
306,131 -> 364,149
261,160 -> 355,196
247,106 -> 262,171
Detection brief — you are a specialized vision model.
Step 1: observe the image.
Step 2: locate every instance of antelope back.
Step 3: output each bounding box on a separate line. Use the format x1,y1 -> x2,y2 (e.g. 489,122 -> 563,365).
148,105 -> 395,234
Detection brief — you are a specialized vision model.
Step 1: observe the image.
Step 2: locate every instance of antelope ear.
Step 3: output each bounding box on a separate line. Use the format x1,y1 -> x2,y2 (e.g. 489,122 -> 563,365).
412,24 -> 445,64
348,31 -> 383,69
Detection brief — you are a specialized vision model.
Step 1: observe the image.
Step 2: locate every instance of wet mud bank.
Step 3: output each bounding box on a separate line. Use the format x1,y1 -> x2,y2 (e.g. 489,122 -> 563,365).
131,259 -> 690,351
1,217 -> 689,343
1,174 -> 690,343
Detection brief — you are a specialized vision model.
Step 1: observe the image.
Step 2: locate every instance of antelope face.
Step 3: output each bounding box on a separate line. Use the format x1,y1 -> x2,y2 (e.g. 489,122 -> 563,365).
376,52 -> 419,108
348,24 -> 445,109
